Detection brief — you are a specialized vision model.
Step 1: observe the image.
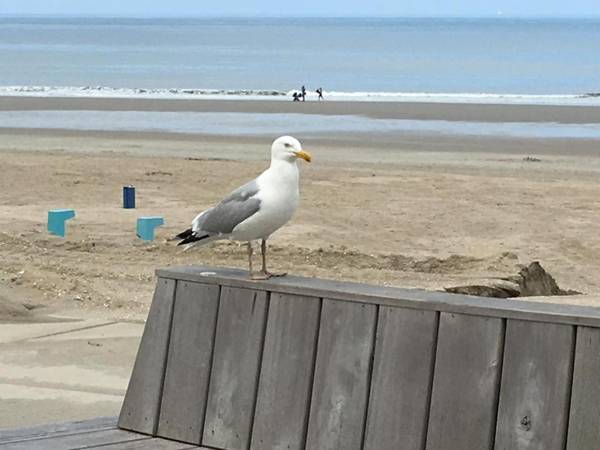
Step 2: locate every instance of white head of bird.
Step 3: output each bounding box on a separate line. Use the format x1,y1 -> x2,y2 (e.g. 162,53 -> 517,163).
271,136 -> 312,164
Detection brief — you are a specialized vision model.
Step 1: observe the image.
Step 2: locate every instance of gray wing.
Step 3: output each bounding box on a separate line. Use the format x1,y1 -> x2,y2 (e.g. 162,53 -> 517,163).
194,179 -> 261,234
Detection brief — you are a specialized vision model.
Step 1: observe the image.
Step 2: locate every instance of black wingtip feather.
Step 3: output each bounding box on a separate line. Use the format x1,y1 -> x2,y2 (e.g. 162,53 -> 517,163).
176,232 -> 211,246
175,228 -> 194,240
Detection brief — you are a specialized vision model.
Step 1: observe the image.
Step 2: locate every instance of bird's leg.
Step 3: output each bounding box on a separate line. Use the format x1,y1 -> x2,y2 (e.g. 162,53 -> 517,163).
249,241 -> 270,280
260,238 -> 287,278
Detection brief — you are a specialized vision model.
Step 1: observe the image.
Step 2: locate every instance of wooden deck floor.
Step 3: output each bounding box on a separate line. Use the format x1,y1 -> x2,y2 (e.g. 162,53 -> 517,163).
0,417 -> 204,449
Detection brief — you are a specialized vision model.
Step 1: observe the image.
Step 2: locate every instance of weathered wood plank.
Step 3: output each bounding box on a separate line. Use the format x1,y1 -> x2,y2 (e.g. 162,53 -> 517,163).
426,313 -> 503,450
305,299 -> 377,450
0,429 -> 144,450
119,278 -> 176,435
567,326 -> 600,450
250,293 -> 321,450
495,320 -> 574,450
202,287 -> 268,450
363,308 -> 438,450
157,282 -> 220,443
0,417 -> 117,443
156,266 -> 600,328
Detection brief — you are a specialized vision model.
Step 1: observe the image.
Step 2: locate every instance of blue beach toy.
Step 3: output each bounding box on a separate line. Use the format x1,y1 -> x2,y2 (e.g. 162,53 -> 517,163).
47,209 -> 75,237
123,185 -> 136,209
136,216 -> 164,241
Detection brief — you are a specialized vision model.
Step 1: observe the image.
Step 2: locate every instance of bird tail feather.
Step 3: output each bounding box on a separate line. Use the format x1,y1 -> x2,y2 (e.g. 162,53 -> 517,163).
175,228 -> 194,240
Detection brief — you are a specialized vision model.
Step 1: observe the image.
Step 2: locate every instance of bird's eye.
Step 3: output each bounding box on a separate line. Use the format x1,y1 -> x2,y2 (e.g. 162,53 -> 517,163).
284,143 -> 292,148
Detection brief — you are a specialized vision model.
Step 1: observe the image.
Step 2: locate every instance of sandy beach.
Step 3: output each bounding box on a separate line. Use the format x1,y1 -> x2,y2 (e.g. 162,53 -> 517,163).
1,96 -> 600,325
2,96 -> 600,427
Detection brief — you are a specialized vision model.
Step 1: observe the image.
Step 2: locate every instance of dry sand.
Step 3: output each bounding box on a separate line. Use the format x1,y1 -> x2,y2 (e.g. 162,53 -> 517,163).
1,97 -> 600,322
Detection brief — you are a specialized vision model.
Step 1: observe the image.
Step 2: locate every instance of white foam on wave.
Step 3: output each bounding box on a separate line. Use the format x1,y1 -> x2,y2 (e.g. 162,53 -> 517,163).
1,85 -> 600,106
324,91 -> 600,106
0,85 -> 289,100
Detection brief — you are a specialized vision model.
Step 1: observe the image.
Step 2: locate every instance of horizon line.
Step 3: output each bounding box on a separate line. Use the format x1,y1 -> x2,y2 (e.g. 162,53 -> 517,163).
2,13 -> 600,19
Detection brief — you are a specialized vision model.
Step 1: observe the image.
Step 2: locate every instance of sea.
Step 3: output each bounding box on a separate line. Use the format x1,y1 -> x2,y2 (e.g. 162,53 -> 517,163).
1,16 -> 600,138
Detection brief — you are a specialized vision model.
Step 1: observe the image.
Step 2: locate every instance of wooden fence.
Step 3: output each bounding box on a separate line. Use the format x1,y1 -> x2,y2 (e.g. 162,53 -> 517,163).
118,266 -> 600,450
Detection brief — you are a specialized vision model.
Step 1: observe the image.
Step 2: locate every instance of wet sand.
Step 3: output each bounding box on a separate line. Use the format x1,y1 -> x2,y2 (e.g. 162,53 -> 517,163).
2,95 -> 600,123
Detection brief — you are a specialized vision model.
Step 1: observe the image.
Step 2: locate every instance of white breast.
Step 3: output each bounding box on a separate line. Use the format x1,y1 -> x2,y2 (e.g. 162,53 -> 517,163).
231,161 -> 299,241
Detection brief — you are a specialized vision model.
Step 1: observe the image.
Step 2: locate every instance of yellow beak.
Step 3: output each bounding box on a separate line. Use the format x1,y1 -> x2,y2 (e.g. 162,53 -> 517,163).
294,150 -> 312,162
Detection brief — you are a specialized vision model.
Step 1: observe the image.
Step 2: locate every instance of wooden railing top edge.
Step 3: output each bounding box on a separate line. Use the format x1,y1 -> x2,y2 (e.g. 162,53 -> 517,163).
156,266 -> 600,328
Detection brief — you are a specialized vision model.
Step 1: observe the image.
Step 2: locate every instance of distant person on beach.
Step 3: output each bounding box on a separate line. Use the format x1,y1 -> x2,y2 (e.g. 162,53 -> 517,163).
292,92 -> 300,101
301,85 -> 306,101
316,87 -> 324,100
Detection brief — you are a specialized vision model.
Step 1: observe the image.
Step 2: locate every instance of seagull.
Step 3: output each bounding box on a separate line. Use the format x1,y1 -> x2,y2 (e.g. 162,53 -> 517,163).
174,136 -> 312,279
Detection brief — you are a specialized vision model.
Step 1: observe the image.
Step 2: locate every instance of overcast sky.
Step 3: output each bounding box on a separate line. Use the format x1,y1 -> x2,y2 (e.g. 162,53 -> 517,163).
2,0 -> 599,17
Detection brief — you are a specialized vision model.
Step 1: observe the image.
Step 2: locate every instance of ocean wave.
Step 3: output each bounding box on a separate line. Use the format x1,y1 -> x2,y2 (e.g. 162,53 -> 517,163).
0,85 -> 289,98
1,85 -> 600,106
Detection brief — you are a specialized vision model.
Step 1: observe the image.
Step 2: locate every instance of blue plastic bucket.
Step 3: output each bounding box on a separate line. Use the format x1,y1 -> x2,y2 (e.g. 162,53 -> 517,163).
123,185 -> 136,209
